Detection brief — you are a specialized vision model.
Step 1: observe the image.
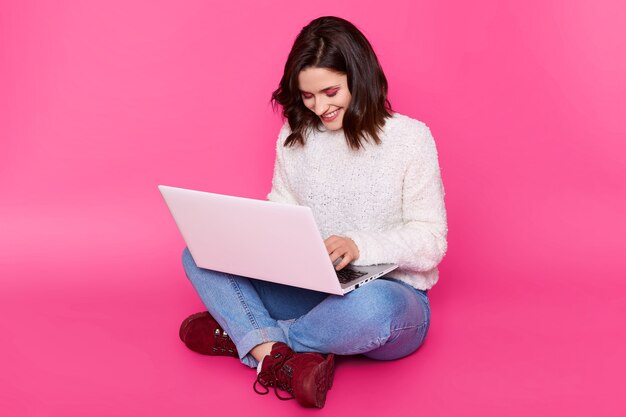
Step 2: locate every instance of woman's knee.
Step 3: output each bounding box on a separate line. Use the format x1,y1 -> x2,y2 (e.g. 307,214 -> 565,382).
362,322 -> 428,361
358,280 -> 430,360
349,279 -> 414,322
181,247 -> 198,280
351,280 -> 428,340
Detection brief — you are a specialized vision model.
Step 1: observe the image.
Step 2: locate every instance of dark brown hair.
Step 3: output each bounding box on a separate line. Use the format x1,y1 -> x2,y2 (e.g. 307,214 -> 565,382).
271,16 -> 392,150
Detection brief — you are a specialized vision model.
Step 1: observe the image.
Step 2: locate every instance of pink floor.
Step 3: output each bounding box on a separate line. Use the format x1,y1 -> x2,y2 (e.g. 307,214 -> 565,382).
1,201 -> 624,416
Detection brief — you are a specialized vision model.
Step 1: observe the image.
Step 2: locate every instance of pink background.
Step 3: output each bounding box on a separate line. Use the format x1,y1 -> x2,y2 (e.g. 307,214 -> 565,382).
1,0 -> 625,415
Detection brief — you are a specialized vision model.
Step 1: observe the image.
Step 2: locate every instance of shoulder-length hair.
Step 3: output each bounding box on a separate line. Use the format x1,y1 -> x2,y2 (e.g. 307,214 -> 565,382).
271,16 -> 392,150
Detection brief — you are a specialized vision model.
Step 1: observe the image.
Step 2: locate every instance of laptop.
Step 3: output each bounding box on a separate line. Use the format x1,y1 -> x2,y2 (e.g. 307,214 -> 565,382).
159,185 -> 398,295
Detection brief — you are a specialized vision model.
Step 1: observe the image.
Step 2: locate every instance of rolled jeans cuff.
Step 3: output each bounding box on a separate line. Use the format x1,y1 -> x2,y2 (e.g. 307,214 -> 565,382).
237,326 -> 287,368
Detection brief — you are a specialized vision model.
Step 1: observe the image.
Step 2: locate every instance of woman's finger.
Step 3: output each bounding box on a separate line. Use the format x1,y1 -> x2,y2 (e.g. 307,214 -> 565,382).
329,248 -> 345,265
335,253 -> 352,270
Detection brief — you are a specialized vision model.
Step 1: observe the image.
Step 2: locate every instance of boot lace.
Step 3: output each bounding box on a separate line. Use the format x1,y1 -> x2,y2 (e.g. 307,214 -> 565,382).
253,352 -> 295,401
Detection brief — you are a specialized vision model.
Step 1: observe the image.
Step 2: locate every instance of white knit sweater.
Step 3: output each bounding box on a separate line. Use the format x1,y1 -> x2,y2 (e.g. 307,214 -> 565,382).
267,113 -> 448,290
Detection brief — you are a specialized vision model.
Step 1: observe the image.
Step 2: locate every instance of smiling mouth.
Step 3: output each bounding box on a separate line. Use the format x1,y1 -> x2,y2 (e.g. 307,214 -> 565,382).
321,109 -> 340,121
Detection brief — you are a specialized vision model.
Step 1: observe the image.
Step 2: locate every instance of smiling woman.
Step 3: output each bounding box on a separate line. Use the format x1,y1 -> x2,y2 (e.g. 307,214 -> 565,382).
177,16 -> 447,409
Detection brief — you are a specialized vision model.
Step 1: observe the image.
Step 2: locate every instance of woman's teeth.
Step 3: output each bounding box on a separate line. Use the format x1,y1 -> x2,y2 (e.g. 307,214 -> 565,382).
322,109 -> 338,119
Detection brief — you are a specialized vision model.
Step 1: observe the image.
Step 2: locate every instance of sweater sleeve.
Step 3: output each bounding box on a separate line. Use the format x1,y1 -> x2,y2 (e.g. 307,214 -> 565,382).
266,124 -> 298,205
343,127 -> 448,272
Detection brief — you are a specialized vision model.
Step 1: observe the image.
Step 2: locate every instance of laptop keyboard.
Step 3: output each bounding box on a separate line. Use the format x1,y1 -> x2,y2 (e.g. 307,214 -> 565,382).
336,268 -> 367,284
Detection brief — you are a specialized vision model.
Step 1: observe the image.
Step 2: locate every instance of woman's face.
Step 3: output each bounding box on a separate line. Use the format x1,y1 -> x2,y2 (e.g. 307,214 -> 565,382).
298,67 -> 352,131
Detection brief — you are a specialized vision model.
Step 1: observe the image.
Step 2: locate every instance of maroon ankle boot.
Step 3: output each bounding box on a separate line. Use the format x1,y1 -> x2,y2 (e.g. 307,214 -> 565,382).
179,311 -> 238,357
253,342 -> 335,408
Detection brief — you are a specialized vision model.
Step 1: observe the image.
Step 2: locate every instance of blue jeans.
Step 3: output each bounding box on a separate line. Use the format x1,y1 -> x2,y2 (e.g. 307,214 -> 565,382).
182,248 -> 431,368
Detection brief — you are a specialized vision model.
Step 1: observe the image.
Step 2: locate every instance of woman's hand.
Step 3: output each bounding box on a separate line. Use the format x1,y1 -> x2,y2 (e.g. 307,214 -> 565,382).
324,235 -> 360,270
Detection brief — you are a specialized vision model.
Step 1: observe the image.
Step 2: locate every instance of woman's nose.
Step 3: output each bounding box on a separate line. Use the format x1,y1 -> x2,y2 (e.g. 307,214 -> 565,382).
314,97 -> 330,116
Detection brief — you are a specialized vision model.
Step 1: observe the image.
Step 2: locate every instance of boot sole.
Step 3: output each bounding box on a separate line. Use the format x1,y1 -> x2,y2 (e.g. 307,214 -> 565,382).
326,354 -> 335,390
296,354 -> 335,408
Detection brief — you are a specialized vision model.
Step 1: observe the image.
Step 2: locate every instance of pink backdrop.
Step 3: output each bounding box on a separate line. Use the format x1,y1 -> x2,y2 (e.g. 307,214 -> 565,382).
1,0 -> 625,416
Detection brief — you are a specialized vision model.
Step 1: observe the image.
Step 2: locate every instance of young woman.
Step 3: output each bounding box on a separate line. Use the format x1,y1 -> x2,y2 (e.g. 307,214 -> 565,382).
179,16 -> 447,409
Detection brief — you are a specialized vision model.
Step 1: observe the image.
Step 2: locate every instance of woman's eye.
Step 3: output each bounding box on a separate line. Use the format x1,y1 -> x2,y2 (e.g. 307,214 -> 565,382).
302,93 -> 313,100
